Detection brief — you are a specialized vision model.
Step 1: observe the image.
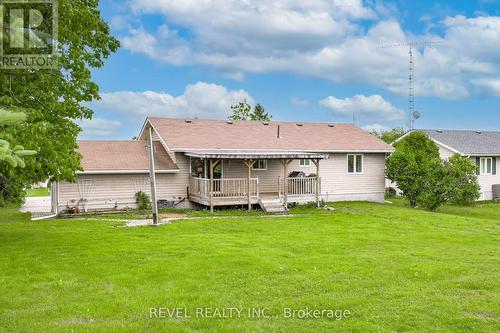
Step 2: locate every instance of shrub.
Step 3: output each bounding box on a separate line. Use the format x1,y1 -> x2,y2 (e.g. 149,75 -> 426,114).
445,154 -> 481,205
135,191 -> 151,210
417,159 -> 450,211
386,131 -> 441,208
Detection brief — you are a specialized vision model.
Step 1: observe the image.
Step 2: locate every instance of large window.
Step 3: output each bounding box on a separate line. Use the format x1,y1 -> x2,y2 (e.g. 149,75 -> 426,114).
347,154 -> 363,174
299,159 -> 310,167
252,160 -> 267,170
480,157 -> 493,175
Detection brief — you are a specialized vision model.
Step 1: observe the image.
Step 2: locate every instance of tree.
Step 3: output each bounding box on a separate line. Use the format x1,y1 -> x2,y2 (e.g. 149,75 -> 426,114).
370,127 -> 406,144
251,103 -> 271,121
0,0 -> 119,203
445,154 -> 480,205
386,132 -> 441,208
229,101 -> 272,121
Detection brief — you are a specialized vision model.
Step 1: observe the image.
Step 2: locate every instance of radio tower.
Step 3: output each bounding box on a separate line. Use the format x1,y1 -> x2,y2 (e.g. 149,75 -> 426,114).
378,40 -> 441,130
408,47 -> 415,130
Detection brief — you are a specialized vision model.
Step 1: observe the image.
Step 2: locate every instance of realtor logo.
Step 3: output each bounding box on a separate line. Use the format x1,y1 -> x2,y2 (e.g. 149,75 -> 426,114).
0,0 -> 58,69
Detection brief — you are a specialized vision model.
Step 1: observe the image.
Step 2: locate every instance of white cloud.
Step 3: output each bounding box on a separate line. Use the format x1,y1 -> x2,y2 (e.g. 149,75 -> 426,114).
471,78 -> 500,96
362,123 -> 390,133
119,1 -> 500,100
319,94 -> 405,121
290,96 -> 309,106
78,118 -> 122,137
221,71 -> 245,81
96,82 -> 254,120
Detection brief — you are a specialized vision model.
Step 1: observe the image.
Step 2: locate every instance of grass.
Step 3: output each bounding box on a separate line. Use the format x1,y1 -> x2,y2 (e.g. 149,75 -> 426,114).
25,187 -> 49,197
0,202 -> 498,332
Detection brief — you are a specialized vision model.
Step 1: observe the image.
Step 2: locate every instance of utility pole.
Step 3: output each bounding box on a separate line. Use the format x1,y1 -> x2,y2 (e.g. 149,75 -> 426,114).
147,127 -> 159,226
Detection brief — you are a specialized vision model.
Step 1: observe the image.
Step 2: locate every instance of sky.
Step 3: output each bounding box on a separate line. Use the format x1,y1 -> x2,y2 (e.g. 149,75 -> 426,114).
80,0 -> 500,139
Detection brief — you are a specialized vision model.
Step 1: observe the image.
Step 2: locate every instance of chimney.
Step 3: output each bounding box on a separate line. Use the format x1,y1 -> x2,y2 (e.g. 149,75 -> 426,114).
277,125 -> 281,138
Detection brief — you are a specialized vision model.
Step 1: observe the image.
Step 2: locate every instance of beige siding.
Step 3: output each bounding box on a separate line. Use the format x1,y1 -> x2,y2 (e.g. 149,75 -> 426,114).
471,157 -> 500,200
320,153 -> 386,202
58,152 -> 387,211
222,154 -> 386,202
57,153 -> 192,211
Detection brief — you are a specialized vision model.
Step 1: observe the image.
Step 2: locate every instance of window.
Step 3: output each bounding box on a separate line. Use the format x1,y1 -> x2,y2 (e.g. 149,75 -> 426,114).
252,160 -> 267,170
480,157 -> 493,175
347,154 -> 363,174
299,159 -> 310,167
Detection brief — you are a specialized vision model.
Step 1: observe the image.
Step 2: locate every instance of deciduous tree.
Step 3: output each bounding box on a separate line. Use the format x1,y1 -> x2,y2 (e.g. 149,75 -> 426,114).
0,0 -> 119,203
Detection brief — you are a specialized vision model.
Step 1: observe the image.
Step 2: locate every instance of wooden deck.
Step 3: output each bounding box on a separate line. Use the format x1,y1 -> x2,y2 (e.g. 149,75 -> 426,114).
188,176 -> 319,207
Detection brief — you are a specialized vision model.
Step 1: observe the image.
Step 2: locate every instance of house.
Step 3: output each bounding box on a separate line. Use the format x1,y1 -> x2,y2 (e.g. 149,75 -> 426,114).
397,129 -> 500,201
51,117 -> 394,213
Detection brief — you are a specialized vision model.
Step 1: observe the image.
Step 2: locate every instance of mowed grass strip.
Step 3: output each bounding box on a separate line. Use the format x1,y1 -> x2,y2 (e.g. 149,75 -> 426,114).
0,202 -> 498,332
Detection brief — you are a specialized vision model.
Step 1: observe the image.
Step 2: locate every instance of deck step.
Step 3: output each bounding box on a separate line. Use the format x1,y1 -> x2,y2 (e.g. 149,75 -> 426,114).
258,199 -> 288,215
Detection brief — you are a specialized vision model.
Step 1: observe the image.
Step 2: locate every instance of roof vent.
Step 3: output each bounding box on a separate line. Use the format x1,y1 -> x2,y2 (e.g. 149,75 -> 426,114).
226,120 -> 233,124
296,123 -> 303,126
475,130 -> 482,134
185,119 -> 192,123
328,123 -> 335,127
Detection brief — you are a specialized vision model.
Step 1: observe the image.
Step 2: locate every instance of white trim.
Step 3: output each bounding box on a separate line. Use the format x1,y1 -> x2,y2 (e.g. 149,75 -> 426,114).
298,159 -> 311,167
347,154 -> 364,174
137,118 -> 149,140
479,157 -> 493,175
77,169 -> 180,175
431,139 -> 462,155
394,130 -> 462,155
137,119 -> 177,163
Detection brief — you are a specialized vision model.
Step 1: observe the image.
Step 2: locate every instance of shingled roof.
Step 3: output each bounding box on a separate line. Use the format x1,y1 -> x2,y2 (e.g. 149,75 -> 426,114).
146,117 -> 394,153
419,129 -> 500,156
77,141 -> 178,173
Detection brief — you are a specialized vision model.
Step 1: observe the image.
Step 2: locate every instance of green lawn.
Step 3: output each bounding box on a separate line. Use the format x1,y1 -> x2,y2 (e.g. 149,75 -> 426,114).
0,202 -> 498,332
25,187 -> 50,197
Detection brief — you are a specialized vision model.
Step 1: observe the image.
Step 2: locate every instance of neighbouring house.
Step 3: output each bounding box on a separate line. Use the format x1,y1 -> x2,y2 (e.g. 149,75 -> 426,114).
394,129 -> 500,201
51,117 -> 394,213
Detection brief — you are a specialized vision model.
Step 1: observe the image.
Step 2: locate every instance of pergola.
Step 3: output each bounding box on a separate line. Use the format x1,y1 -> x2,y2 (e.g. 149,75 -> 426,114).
185,151 -> 329,211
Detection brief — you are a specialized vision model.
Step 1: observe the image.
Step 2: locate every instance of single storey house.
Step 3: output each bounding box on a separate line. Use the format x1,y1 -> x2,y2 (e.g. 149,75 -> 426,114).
51,117 -> 394,213
398,129 -> 500,201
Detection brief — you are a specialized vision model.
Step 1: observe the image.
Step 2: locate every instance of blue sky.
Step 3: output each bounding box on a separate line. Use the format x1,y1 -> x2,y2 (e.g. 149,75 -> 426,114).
80,0 -> 500,139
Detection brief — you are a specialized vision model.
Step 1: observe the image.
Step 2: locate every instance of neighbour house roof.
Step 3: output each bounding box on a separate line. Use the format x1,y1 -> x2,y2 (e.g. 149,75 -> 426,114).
77,141 -> 179,173
145,117 -> 394,153
418,129 -> 500,156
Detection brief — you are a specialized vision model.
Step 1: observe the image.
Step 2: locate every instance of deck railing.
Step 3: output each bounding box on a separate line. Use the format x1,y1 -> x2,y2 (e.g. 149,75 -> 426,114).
279,176 -> 319,196
189,177 -> 259,199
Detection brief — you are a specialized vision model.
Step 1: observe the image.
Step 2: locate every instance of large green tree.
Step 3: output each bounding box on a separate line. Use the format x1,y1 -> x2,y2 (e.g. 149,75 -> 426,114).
386,132 -> 441,207
0,0 -> 119,202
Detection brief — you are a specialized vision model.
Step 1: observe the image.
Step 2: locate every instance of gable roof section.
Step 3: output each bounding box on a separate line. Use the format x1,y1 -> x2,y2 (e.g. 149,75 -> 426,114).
77,140 -> 179,173
418,129 -> 500,156
146,117 -> 394,153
